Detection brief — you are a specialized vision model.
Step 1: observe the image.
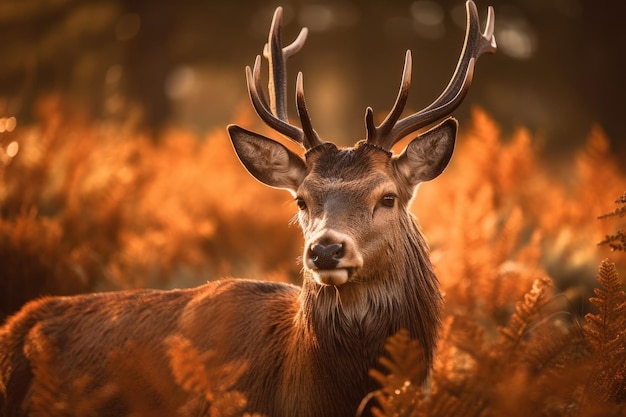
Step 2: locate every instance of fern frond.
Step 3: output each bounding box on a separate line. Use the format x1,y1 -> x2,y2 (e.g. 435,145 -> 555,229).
378,329 -> 428,385
427,377 -> 488,417
107,341 -> 177,417
27,324 -> 70,417
585,260 -> 626,350
497,276 -> 552,357
444,315 -> 487,369
584,259 -> 626,404
368,329 -> 427,417
525,319 -> 587,377
598,192 -> 626,220
27,324 -> 117,417
166,334 -> 251,417
166,335 -> 220,402
598,192 -> 626,251
598,231 -> 626,252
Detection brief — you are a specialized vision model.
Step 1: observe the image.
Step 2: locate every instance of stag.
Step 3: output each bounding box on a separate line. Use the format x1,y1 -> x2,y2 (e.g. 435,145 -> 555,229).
0,2 -> 495,416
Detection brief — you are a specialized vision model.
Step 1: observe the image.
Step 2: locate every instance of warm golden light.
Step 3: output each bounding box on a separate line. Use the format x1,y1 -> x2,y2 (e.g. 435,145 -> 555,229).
0,104 -> 624,414
6,141 -> 18,158
0,117 -> 16,133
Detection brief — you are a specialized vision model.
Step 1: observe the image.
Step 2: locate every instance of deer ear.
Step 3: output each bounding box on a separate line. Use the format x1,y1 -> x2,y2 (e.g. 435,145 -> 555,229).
393,118 -> 456,187
228,125 -> 307,193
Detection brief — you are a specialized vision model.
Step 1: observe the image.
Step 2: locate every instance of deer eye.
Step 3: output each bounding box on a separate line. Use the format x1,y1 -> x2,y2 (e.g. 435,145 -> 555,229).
380,194 -> 396,208
295,197 -> 307,210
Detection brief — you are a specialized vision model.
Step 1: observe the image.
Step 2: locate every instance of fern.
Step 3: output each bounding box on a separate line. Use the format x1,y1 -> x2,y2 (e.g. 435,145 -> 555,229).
365,329 -> 427,417
444,315 -> 486,365
584,259 -> 626,404
598,192 -> 626,220
496,276 -> 552,358
598,192 -> 626,252
165,335 -> 257,417
105,341 -> 180,417
525,319 -> 587,377
27,324 -> 117,417
27,324 -> 69,417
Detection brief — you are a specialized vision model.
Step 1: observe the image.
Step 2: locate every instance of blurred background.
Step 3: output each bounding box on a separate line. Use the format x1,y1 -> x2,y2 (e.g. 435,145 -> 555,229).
0,0 -> 625,321
0,0 -> 624,158
1,3 -> 625,408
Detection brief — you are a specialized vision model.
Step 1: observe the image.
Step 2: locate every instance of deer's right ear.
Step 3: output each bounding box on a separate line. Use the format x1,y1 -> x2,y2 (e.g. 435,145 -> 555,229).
228,125 -> 307,193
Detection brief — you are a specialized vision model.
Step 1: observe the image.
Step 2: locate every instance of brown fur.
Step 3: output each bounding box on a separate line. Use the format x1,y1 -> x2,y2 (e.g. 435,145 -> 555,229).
0,143 -> 444,417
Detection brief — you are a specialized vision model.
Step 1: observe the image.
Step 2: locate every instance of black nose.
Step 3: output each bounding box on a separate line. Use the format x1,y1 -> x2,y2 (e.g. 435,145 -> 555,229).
309,243 -> 344,270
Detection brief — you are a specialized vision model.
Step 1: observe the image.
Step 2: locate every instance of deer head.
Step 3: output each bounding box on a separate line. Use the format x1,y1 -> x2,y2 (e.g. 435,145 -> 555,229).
228,1 -> 495,288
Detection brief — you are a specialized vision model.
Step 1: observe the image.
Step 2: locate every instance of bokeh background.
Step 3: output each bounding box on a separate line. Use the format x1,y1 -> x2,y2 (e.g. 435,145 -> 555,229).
0,0 -> 625,322
1,2 -> 626,413
0,0 -> 624,158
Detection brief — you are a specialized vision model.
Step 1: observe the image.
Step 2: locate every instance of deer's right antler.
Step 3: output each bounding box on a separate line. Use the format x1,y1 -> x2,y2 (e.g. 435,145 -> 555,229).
246,7 -> 322,150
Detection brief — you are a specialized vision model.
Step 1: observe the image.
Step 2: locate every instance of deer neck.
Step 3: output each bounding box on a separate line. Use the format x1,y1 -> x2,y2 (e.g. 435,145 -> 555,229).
296,215 -> 442,362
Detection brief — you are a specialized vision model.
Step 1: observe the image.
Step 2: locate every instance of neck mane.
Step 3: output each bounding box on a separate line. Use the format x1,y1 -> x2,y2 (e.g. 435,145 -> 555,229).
297,213 -> 442,368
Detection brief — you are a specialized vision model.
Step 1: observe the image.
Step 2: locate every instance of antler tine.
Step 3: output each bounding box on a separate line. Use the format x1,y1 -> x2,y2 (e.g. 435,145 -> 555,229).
263,7 -> 307,121
246,57 -> 302,142
365,50 -> 412,147
245,7 -> 321,149
296,72 -> 323,149
368,0 -> 496,150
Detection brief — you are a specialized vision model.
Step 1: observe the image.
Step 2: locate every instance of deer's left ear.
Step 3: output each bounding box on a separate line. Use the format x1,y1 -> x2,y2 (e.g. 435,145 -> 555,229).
393,118 -> 456,187
228,125 -> 307,193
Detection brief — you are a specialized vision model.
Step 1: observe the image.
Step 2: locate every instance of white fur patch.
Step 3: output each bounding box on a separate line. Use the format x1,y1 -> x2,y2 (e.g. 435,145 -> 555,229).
312,269 -> 349,286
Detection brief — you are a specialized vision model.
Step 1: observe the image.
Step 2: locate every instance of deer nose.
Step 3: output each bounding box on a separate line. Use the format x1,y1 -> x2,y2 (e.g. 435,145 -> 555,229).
309,243 -> 344,270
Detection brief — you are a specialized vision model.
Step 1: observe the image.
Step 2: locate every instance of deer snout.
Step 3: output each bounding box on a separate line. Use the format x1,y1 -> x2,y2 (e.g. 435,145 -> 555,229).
305,231 -> 363,286
309,243 -> 344,269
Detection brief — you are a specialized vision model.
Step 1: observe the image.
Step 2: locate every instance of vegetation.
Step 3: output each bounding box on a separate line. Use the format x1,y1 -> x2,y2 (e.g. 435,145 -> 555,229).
1,100 -> 625,415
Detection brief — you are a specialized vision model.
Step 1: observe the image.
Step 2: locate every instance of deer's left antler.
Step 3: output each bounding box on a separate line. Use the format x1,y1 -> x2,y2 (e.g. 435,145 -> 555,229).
365,0 -> 496,150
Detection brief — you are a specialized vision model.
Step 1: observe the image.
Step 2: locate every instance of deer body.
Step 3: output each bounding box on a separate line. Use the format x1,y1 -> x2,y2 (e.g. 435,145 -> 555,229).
1,228 -> 437,417
0,2 -> 495,416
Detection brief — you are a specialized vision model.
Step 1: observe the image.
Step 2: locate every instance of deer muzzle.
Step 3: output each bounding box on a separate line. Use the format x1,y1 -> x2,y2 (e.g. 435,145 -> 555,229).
305,231 -> 363,286
309,243 -> 344,269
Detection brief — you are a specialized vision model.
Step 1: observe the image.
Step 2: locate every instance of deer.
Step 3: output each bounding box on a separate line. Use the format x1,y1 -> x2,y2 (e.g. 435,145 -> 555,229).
0,2 -> 495,416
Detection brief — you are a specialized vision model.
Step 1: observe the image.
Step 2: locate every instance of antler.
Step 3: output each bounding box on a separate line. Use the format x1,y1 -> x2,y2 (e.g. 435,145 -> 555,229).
366,0 -> 496,150
246,7 -> 322,150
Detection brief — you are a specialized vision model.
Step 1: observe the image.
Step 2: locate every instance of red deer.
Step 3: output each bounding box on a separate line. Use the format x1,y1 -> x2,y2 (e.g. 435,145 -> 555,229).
0,2 -> 495,416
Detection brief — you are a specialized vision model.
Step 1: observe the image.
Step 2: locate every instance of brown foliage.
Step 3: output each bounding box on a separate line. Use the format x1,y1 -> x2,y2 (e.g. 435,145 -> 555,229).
0,100 -> 300,319
598,192 -> 626,252
2,103 -> 626,414
24,331 -> 263,417
26,324 -> 117,417
166,335 -> 261,417
584,259 -> 626,404
370,263 -> 626,417
415,109 -> 625,321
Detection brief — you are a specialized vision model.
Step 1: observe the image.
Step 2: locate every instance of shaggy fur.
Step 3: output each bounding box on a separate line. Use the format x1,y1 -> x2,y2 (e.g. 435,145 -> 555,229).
0,143 -> 444,417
